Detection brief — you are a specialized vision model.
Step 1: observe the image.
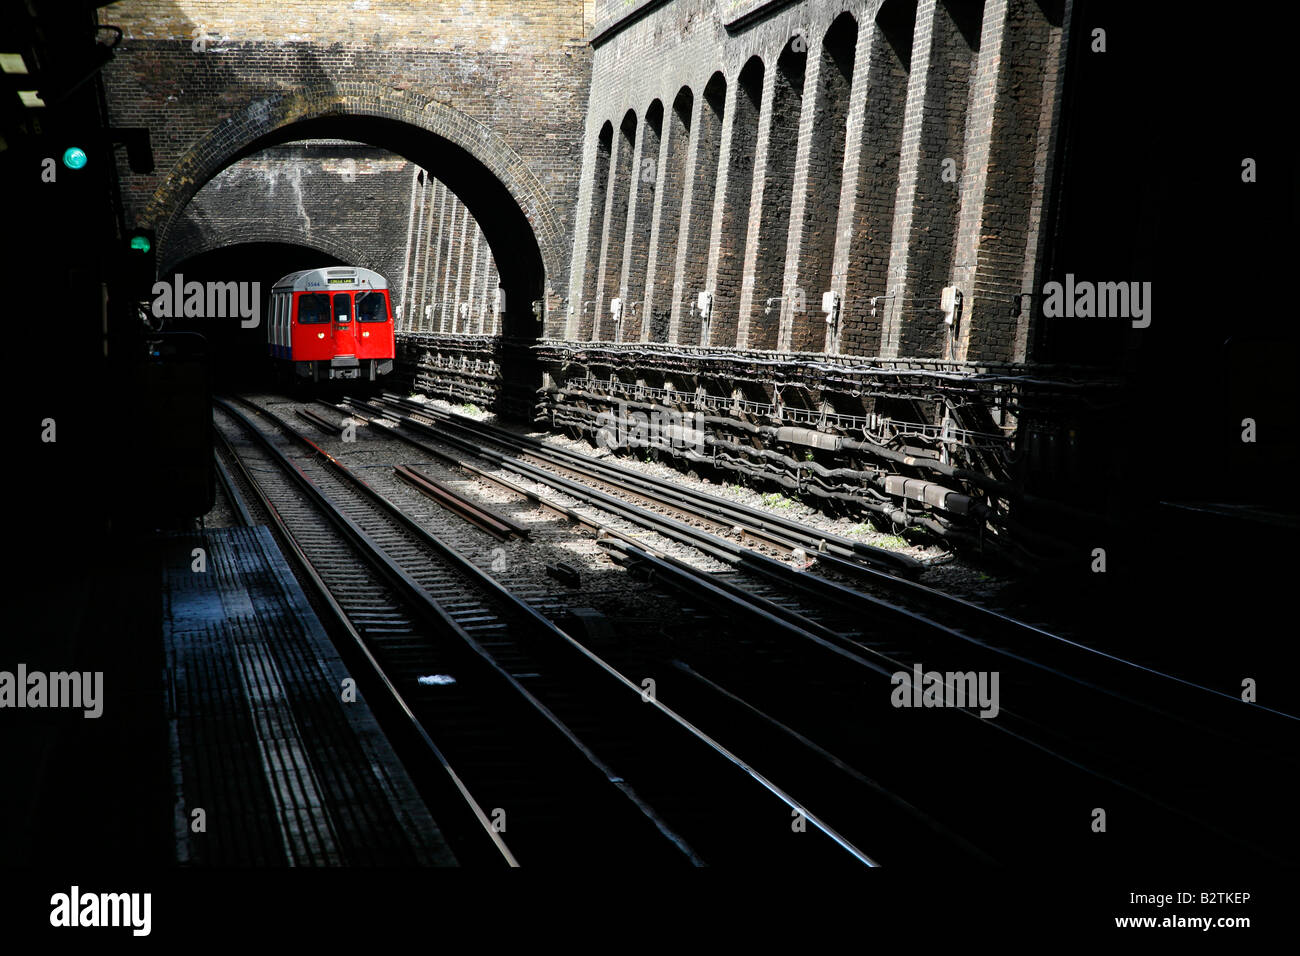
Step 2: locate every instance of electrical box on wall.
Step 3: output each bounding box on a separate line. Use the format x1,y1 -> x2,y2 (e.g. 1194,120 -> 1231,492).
941,286 -> 963,326
821,290 -> 840,325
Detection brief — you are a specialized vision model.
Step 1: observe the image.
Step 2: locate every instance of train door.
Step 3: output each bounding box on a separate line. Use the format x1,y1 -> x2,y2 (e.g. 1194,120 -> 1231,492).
333,292 -> 356,356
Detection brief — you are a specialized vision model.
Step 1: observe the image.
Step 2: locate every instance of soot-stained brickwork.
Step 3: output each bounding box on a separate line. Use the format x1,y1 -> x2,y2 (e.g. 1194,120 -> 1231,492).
106,0 -> 1066,361
164,140 -> 502,333
101,0 -> 593,335
570,0 -> 1068,363
93,0 -> 1114,563
163,140 -> 404,279
538,0 -> 1093,567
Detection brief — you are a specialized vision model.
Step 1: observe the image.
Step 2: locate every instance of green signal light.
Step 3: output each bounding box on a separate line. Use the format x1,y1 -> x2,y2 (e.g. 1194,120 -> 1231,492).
62,146 -> 87,170
129,234 -> 152,253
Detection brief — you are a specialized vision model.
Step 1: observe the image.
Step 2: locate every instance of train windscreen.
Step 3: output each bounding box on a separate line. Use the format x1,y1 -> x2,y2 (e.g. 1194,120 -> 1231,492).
356,290 -> 389,323
298,293 -> 330,324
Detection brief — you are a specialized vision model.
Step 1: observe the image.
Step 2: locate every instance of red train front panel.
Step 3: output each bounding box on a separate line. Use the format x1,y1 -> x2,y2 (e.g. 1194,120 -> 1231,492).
352,287 -> 396,362
273,269 -> 395,381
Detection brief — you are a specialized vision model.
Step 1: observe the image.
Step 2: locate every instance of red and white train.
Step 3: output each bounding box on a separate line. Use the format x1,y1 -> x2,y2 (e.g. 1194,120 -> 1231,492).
268,266 -> 395,381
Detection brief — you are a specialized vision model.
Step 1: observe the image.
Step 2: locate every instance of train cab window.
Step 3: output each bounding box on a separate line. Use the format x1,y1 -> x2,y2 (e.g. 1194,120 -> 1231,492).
356,290 -> 390,323
333,293 -> 351,323
298,293 -> 330,324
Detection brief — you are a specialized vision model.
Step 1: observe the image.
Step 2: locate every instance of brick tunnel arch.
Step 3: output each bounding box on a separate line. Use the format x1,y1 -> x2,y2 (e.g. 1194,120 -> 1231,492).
162,221 -> 375,278
141,84 -> 562,338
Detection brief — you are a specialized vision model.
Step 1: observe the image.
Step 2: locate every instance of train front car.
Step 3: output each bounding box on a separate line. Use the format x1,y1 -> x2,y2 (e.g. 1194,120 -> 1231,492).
268,266 -> 396,382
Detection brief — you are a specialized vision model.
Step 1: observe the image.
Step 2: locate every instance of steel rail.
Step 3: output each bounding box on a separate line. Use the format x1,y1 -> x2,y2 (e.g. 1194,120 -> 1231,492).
222,397 -> 706,865
211,408 -> 519,867
377,392 -> 920,574
392,464 -> 527,541
373,396 -> 1299,729
212,445 -> 254,528
233,396 -> 880,867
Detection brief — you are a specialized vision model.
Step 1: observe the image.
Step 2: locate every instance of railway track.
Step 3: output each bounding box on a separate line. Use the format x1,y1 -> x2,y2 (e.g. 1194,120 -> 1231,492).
214,395 -> 879,867
311,390 -> 1298,865
354,394 -> 1298,724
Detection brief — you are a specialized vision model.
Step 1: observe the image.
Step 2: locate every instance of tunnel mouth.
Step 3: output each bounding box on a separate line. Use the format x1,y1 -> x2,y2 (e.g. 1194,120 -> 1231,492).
158,111 -> 549,340
160,241 -> 351,391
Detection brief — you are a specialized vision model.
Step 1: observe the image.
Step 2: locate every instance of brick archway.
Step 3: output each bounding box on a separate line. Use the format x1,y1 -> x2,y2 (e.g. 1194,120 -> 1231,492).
161,221 -> 375,277
142,82 -> 563,319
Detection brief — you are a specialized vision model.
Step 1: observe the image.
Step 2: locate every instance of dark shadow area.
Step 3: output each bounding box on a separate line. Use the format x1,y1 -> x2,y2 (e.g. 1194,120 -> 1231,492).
876,0 -> 918,69
1041,2 -> 1296,505
1012,0 -> 1299,712
162,241 -> 347,391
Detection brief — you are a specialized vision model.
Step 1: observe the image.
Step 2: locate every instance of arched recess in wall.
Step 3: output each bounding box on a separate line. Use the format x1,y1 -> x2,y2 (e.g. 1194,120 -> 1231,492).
677,72 -> 726,346
749,36 -> 806,351
884,0 -> 986,359
623,98 -> 662,342
792,11 -> 857,353
142,87 -> 560,341
579,121 -> 615,340
595,109 -> 638,341
713,56 -> 764,348
839,0 -> 915,356
646,85 -> 693,344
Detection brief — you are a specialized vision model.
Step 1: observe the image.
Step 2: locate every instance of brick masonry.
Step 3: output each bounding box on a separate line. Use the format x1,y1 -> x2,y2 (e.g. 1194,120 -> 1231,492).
542,0 -> 1091,563
99,0 -> 1073,366
568,0 -> 1069,363
102,0 -> 593,336
162,139 -> 503,334
95,0 -> 1098,558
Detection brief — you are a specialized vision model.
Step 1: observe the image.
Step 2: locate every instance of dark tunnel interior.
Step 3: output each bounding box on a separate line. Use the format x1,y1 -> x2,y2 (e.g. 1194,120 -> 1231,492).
160,241 -> 348,389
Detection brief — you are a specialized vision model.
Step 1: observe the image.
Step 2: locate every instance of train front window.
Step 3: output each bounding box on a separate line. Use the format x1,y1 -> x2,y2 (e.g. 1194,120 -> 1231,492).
356,290 -> 389,323
298,293 -> 330,324
333,293 -> 351,323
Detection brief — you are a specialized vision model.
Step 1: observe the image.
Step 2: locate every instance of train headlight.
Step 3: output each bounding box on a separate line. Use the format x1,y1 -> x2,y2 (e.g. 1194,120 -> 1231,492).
317,332 -> 325,339
362,331 -> 369,337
